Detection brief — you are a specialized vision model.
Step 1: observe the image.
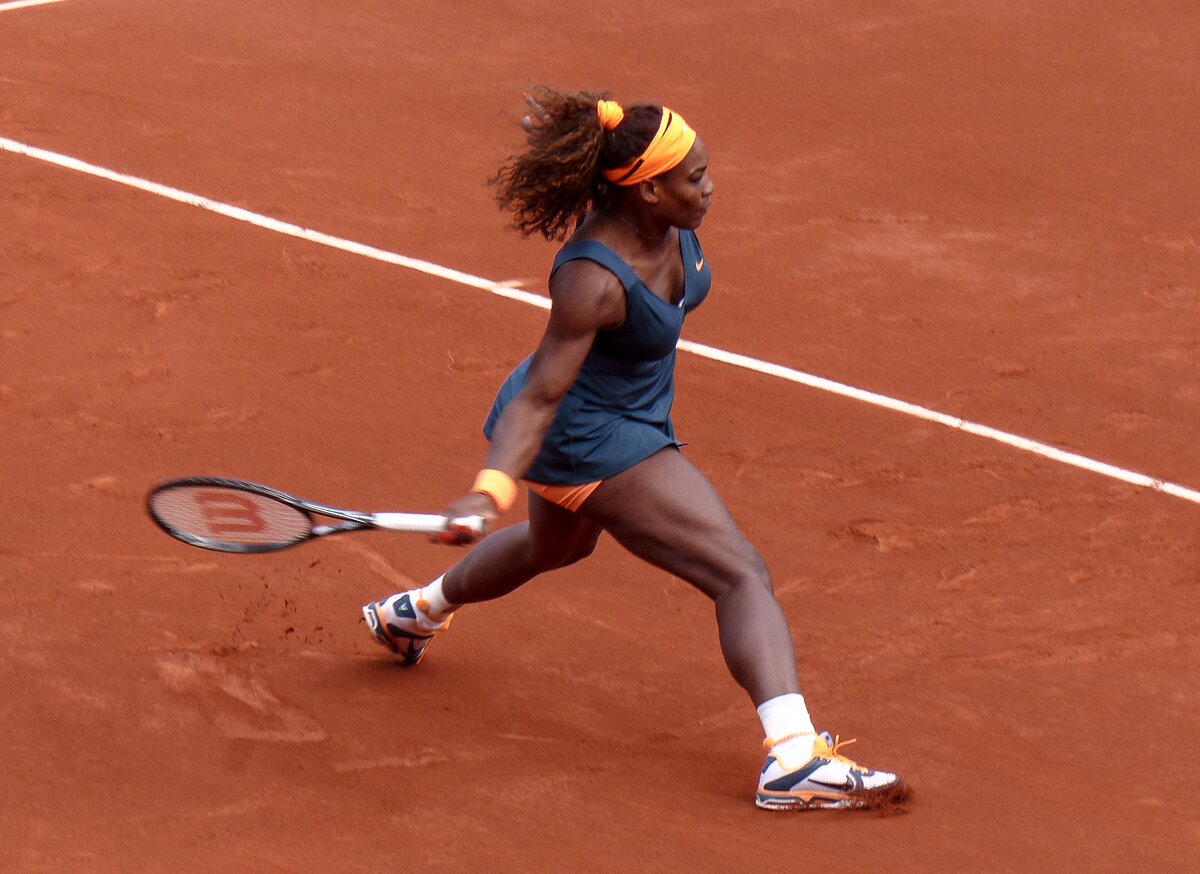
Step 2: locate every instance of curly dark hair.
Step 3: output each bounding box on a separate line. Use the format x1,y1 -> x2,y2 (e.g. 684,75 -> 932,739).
489,87 -> 664,241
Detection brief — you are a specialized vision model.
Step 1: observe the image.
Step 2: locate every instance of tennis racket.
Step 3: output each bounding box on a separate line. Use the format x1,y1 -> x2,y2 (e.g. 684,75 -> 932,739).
146,476 -> 484,554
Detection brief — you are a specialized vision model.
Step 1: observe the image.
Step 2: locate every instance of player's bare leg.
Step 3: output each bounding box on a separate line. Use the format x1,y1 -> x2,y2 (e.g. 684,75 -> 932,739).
362,493 -> 600,663
578,446 -> 909,810
441,493 -> 603,603
577,446 -> 799,704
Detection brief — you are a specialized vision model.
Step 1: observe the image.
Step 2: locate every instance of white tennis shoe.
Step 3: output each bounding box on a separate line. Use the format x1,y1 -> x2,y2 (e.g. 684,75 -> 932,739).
755,731 -> 910,810
362,591 -> 452,666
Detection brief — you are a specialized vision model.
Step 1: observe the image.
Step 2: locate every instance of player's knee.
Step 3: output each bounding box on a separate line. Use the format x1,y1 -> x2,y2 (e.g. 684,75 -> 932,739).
738,548 -> 773,594
550,537 -> 597,570
529,534 -> 598,573
710,544 -> 772,600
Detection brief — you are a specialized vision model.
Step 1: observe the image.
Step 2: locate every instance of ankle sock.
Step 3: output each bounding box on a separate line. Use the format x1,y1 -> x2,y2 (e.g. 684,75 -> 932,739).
757,693 -> 817,762
416,575 -> 458,623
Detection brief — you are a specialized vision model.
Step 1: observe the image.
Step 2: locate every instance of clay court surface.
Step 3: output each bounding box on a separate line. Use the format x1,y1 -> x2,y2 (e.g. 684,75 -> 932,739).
3,0 -> 1199,870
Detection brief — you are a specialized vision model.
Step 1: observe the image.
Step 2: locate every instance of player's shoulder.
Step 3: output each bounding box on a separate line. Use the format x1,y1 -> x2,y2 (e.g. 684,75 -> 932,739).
548,258 -> 624,324
549,253 -> 621,290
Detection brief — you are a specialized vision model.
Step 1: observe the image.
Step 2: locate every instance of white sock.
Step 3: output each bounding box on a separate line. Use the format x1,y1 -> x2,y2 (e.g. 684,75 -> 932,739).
417,575 -> 458,622
757,693 -> 817,760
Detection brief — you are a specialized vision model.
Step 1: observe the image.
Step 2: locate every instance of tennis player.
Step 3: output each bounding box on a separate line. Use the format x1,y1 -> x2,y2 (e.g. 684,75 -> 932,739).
363,88 -> 908,811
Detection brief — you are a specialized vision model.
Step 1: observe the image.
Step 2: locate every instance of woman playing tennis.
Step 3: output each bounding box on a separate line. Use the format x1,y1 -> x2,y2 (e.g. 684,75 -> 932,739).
363,88 -> 909,811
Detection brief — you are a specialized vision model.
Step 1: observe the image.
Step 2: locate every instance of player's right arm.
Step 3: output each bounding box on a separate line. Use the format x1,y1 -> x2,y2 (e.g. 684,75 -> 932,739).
440,260 -> 625,529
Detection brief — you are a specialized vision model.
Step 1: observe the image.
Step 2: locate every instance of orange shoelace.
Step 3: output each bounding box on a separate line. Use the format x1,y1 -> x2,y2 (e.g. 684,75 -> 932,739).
764,732 -> 865,769
822,734 -> 864,768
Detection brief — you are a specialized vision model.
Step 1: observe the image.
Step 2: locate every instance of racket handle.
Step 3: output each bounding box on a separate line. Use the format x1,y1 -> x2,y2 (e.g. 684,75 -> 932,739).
447,515 -> 486,535
371,513 -> 485,535
371,513 -> 452,533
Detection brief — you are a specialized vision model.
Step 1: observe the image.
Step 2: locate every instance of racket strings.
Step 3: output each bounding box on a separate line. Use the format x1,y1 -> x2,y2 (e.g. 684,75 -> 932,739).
150,485 -> 312,548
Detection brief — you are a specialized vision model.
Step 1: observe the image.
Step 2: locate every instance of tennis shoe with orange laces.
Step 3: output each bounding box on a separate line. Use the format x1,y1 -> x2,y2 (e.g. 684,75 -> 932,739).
755,731 -> 910,811
361,591 -> 453,666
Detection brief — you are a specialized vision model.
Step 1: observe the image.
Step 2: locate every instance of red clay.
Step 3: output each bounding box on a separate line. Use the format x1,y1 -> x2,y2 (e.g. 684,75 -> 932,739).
2,1 -> 1198,871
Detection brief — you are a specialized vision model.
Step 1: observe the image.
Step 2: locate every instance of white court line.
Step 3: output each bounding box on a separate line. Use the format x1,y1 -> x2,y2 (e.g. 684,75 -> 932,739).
3,134 -> 1198,507
0,0 -> 70,12
0,136 -> 546,308
677,340 -> 1200,504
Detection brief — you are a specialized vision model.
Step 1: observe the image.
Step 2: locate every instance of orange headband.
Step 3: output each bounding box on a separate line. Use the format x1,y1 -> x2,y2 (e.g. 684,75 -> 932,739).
600,105 -> 697,186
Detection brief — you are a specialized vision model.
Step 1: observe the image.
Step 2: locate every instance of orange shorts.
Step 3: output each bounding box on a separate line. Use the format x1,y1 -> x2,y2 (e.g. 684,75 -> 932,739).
524,479 -> 602,512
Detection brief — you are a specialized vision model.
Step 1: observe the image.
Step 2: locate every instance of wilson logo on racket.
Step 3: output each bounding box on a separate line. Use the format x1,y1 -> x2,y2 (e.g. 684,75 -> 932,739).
194,491 -> 268,535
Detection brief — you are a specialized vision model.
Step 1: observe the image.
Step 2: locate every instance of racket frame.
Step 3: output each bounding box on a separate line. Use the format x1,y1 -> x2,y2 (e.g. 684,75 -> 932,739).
147,476 -> 481,553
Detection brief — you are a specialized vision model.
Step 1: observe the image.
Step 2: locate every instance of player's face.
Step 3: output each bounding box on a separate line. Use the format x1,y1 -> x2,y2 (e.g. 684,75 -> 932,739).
654,138 -> 713,229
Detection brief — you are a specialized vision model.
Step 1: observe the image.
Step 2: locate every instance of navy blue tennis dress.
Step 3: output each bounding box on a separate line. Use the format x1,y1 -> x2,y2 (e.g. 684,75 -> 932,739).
483,229 -> 711,485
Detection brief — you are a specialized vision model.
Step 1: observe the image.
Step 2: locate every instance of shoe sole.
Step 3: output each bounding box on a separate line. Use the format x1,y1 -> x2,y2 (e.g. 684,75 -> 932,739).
756,779 -> 912,812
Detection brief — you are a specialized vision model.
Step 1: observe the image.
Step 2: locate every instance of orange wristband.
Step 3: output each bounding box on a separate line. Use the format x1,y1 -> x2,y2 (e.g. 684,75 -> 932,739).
471,469 -> 518,514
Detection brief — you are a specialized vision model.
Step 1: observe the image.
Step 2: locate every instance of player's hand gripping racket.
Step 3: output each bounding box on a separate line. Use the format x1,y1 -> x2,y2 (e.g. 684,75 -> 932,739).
146,477 -> 484,553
